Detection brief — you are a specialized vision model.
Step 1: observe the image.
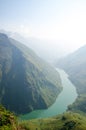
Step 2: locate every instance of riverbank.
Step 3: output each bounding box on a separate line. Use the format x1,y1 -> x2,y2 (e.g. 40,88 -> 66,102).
19,68 -> 77,120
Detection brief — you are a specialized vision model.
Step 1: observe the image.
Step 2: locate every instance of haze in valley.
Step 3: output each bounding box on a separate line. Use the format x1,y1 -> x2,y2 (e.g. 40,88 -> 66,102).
0,0 -> 86,62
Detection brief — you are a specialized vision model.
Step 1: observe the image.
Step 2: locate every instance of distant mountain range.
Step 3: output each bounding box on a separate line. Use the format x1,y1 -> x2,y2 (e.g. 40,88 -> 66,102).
0,29 -> 70,63
57,45 -> 86,113
0,33 -> 62,114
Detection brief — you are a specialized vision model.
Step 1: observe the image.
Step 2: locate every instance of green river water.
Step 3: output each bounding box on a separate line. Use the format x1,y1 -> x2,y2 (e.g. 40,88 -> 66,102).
20,68 -> 77,120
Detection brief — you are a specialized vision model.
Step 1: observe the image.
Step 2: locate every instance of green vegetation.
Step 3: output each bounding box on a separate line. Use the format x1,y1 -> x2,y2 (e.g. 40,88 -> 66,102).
15,112 -> 86,130
57,45 -> 86,114
1,105 -> 86,130
0,33 -> 62,114
68,94 -> 86,115
2,33 -> 86,130
0,105 -> 17,130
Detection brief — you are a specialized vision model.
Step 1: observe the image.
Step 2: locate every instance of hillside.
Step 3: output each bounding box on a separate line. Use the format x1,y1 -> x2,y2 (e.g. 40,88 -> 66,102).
1,105 -> 86,130
19,112 -> 86,130
0,105 -> 17,130
0,33 -> 62,114
57,45 -> 86,113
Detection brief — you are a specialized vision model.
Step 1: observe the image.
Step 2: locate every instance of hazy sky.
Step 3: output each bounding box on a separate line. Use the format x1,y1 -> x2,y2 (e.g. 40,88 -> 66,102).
0,0 -> 86,52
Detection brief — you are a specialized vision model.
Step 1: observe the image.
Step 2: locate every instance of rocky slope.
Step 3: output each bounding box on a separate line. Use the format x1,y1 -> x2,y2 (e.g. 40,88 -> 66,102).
0,33 -> 62,114
57,45 -> 86,113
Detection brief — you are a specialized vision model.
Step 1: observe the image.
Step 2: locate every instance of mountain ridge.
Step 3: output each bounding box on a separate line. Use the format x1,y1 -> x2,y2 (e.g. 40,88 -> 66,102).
0,33 -> 62,114
57,44 -> 86,114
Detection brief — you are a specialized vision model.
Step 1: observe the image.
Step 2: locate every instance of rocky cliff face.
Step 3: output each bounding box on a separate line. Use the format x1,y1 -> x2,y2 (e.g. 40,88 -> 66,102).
57,45 -> 86,113
0,33 -> 62,114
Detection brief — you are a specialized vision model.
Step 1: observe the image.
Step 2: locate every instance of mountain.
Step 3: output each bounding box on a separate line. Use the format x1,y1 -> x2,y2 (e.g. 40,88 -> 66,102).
57,45 -> 86,114
0,33 -> 62,114
0,29 -> 70,63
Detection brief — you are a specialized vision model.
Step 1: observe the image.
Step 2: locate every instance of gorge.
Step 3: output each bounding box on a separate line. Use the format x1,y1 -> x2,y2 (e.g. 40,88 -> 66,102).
20,68 -> 77,120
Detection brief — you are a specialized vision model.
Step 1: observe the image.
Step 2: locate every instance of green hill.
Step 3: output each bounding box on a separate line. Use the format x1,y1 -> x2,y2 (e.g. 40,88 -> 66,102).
19,112 -> 86,130
0,33 -> 62,114
57,45 -> 86,114
1,105 -> 86,130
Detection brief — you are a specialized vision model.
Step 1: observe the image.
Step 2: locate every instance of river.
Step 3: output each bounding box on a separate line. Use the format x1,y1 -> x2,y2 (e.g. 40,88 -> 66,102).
20,68 -> 77,120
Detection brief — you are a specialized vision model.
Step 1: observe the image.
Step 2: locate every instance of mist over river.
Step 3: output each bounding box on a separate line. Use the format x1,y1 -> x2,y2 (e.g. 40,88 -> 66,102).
20,68 -> 77,120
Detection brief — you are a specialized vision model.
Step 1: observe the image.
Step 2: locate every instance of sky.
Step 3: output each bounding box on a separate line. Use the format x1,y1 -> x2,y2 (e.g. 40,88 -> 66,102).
0,0 -> 86,53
